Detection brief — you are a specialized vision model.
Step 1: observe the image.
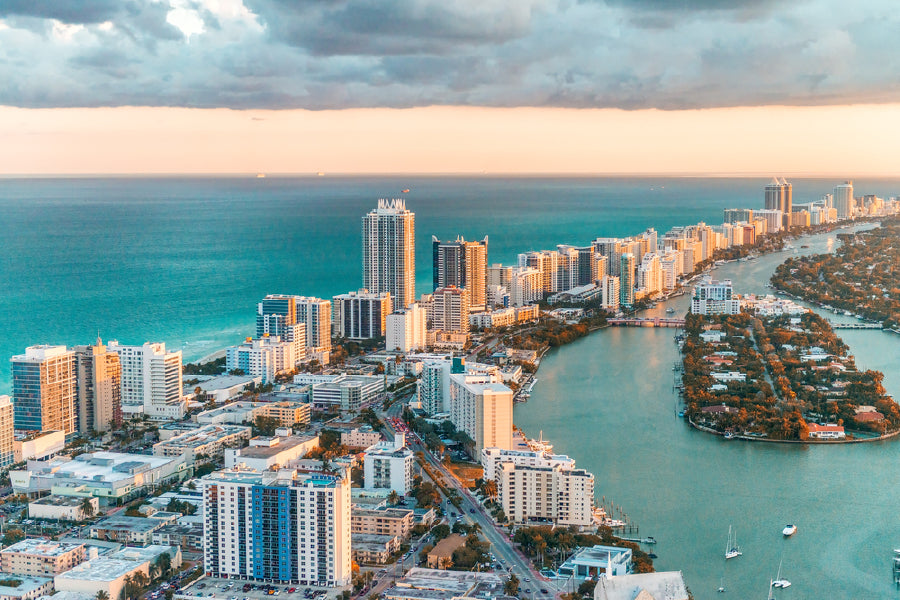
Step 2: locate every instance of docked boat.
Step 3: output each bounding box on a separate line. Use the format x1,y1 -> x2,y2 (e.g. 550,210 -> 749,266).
666,307 -> 675,314
782,524 -> 797,537
725,526 -> 742,559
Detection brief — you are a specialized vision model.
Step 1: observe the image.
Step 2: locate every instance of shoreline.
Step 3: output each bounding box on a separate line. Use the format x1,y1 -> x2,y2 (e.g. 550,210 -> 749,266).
686,415 -> 900,444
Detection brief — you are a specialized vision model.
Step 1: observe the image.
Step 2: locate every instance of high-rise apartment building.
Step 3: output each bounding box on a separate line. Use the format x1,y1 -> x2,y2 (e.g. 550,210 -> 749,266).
0,396 -> 14,470
724,208 -> 754,224
202,467 -> 351,586
638,253 -> 662,296
256,295 -> 307,364
363,434 -> 415,495
11,345 -> 76,435
431,286 -> 470,335
226,336 -> 297,384
600,276 -> 620,312
765,177 -> 792,229
432,236 -> 488,312
834,181 -> 854,220
332,290 -> 392,340
385,303 -> 427,353
619,253 -> 635,307
481,446 -> 595,527
107,342 -> 185,420
449,372 -> 513,454
509,267 -> 542,307
362,199 -> 415,309
294,296 -> 332,360
691,278 -> 740,315
73,339 -> 122,433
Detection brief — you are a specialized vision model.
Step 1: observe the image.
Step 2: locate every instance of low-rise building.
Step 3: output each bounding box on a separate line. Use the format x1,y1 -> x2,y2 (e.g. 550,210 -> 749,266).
185,375 -> 261,405
350,534 -> 400,565
557,545 -> 632,580
0,540 -> 86,577
224,435 -> 319,471
309,375 -> 385,412
425,535 -> 466,570
593,571 -> 689,600
13,431 -> 65,463
28,496 -> 99,522
54,558 -> 148,600
0,575 -> 54,600
383,568 -> 505,600
152,425 -> 251,464
151,523 -> 204,553
807,423 -> 846,439
341,427 -> 383,449
351,507 -> 415,539
89,517 -> 163,545
10,452 -> 188,505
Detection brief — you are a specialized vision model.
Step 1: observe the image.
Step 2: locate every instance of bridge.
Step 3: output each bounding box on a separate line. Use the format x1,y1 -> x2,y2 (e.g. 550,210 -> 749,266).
829,322 -> 883,330
608,317 -> 685,328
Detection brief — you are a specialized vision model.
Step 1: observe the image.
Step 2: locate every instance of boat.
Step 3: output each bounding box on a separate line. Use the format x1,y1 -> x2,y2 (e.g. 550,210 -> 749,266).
782,524 -> 797,537
255,173 -> 266,178
723,431 -> 735,440
648,553 -> 658,559
725,526 -> 742,559
666,307 -> 675,314
772,558 -> 791,588
401,188 -> 410,193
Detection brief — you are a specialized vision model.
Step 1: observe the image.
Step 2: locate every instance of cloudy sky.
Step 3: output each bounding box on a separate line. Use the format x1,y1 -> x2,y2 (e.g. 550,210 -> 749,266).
2,0 -> 899,174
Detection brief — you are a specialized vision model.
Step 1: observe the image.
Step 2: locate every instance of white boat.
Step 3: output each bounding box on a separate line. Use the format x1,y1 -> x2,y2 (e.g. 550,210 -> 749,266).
772,558 -> 791,588
666,307 -> 675,314
782,524 -> 797,537
725,525 -> 742,559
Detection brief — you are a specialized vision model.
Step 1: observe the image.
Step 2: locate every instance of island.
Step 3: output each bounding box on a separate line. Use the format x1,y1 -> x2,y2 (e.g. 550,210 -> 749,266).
680,308 -> 900,441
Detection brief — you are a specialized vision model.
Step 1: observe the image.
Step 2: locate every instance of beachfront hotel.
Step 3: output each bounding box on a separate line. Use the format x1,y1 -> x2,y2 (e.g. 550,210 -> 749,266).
106,341 -> 185,420
11,345 -> 77,436
363,198 -> 416,309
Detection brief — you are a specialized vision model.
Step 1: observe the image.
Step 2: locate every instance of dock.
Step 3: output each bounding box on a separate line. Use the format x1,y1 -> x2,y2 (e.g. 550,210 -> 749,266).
830,322 -> 883,329
620,536 -> 657,545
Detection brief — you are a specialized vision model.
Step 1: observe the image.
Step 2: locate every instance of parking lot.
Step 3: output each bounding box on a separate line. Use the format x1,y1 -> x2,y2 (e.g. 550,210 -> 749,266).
177,576 -> 347,600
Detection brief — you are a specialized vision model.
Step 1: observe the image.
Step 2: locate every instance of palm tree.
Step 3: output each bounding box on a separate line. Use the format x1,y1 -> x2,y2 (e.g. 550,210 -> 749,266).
155,552 -> 172,580
387,490 -> 400,506
80,497 -> 95,518
122,574 -> 135,600
482,480 -> 497,503
96,591 -> 109,600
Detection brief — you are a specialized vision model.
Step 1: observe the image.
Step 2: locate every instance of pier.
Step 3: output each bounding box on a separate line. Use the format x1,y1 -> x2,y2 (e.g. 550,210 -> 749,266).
608,317 -> 685,328
829,322 -> 883,329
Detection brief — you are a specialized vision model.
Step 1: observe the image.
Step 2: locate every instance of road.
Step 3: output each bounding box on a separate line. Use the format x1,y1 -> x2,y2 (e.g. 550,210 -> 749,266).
380,410 -> 557,600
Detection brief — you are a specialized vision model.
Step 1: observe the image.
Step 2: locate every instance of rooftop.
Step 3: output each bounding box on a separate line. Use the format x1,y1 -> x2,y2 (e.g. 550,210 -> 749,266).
55,559 -> 143,582
155,425 -> 251,449
191,375 -> 259,392
395,568 -> 501,594
0,574 -> 52,596
29,495 -> 88,508
22,452 -> 179,483
0,539 -> 84,557
110,545 -> 178,565
594,571 -> 689,600
426,535 -> 467,560
91,516 -> 161,534
238,435 -> 318,459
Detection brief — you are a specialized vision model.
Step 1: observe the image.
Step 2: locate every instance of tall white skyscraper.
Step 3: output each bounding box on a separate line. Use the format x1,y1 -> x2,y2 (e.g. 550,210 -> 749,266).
107,341 -> 185,419
363,199 -> 415,309
834,181 -> 854,220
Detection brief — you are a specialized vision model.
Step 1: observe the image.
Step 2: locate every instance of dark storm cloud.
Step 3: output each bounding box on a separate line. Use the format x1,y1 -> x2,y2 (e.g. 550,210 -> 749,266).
0,0 -> 898,110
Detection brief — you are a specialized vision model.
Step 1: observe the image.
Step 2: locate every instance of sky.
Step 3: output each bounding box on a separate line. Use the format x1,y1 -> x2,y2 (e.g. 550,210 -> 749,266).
2,0 -> 900,175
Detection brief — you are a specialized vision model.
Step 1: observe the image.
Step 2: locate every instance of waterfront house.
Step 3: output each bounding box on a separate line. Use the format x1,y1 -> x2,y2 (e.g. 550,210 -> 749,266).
807,423 -> 846,439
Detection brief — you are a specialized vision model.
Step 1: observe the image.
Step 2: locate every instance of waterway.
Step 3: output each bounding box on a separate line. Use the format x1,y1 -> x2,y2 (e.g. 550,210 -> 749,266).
515,225 -> 900,599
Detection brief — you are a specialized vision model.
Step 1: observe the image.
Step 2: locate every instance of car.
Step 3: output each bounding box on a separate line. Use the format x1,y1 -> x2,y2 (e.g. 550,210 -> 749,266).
524,579 -> 530,582
540,590 -> 548,594
469,509 -> 475,513
524,590 -> 531,594
288,589 -> 295,594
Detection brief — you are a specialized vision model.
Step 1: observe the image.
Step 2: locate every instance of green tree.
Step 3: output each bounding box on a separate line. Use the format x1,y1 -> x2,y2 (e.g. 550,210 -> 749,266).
253,415 -> 282,436
504,574 -> 520,596
1,528 -> 25,547
155,552 -> 172,580
387,490 -> 400,506
80,497 -> 96,518
95,591 -> 110,600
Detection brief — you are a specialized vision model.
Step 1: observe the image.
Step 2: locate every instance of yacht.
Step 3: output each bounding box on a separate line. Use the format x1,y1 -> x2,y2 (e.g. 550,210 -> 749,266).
725,526 -> 742,559
772,558 -> 791,588
782,524 -> 797,537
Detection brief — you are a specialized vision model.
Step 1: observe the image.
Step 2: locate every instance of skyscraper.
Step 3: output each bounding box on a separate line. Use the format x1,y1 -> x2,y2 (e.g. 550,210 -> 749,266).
432,236 -> 488,312
11,345 -> 76,435
834,181 -> 854,220
202,466 -> 351,586
294,296 -> 332,360
362,198 -> 415,309
619,253 -> 635,306
431,286 -> 470,335
765,177 -> 792,229
74,339 -> 122,433
256,295 -> 307,363
107,341 -> 184,420
332,289 -> 392,339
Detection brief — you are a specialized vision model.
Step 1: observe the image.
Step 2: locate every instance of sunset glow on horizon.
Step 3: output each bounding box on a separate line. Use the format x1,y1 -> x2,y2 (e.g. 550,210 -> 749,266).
3,103 -> 900,176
